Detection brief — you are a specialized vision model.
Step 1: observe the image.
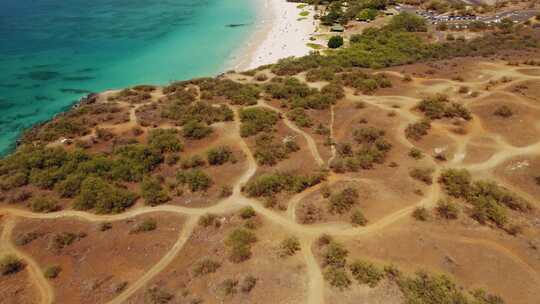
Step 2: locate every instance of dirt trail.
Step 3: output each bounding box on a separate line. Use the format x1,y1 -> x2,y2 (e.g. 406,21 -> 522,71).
300,238 -> 324,304
108,216 -> 198,304
0,216 -> 54,304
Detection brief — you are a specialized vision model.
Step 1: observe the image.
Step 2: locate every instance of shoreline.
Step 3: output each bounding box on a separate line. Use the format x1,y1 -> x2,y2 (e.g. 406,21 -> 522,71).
230,0 -> 318,72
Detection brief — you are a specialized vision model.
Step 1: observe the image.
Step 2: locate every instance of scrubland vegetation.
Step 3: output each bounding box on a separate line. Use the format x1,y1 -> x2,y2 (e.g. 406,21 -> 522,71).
439,168 -> 532,228
331,126 -> 392,172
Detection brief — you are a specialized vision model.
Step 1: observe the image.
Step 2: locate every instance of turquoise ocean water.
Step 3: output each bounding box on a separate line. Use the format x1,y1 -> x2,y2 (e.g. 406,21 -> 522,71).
0,0 -> 257,155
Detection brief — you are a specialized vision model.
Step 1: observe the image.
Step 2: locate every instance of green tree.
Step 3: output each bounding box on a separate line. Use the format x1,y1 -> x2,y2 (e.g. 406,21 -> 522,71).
328,36 -> 344,49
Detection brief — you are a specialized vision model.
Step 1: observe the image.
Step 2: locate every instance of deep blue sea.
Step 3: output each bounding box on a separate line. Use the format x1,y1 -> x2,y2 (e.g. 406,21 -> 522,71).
0,0 -> 257,155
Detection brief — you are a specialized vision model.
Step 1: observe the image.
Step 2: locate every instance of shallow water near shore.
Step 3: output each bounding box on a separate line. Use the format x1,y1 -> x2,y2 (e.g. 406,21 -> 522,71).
0,0 -> 257,155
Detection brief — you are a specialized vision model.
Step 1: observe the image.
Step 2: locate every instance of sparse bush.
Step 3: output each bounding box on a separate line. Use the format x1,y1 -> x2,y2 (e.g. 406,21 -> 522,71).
436,199 -> 460,219
193,258 -> 221,276
408,147 -> 424,159
493,105 -> 513,118
349,260 -> 383,287
279,237 -> 301,257
131,218 -> 157,233
99,222 -> 112,231
412,206 -> 430,221
145,286 -> 174,304
405,119 -> 431,140
219,278 -> 238,296
51,232 -> 85,250
324,267 -> 351,290
240,275 -> 257,293
226,228 -> 257,263
351,209 -> 368,226
0,255 -> 24,275
409,168 -> 434,185
43,265 -> 61,279
14,232 -> 41,246
220,185 -> 233,198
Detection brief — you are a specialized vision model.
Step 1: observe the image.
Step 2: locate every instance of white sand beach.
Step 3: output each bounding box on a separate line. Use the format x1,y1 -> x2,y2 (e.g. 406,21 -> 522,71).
234,0 -> 318,71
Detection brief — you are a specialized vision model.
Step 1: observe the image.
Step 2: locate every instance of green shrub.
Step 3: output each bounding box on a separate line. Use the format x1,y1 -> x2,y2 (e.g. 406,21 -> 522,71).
324,267 -> 351,290
148,129 -> 183,153
412,206 -> 430,221
351,209 -> 368,226
239,107 -> 280,137
416,96 -> 470,120
244,172 -> 324,197
75,176 -> 137,213
279,236 -> 301,257
141,176 -> 169,206
353,126 -> 385,144
131,218 -> 157,233
180,155 -> 205,169
323,242 -> 348,268
471,288 -> 505,304
43,265 -> 62,279
30,197 -> 59,213
253,133 -> 298,166
183,120 -> 213,140
405,119 -> 431,140
226,228 -> 257,263
176,169 -> 212,192
436,199 -> 460,219
54,174 -> 84,198
439,169 -> 472,198
0,255 -> 24,275
207,146 -> 233,165
240,206 -> 256,219
328,187 -> 359,214
198,213 -> 218,227
287,108 -> 313,127
397,271 -> 470,304
349,260 -> 384,287
408,147 -> 424,159
328,35 -> 344,49
389,12 -> 427,32
193,258 -> 221,276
